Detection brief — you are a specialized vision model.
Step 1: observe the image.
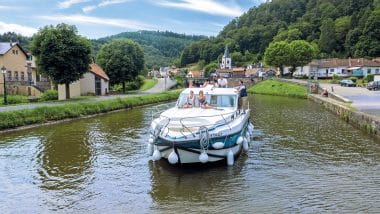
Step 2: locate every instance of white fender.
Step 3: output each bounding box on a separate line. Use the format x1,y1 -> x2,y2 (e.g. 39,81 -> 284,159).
152,146 -> 161,161
199,151 -> 208,163
243,137 -> 249,152
212,142 -> 225,149
227,149 -> 234,166
148,138 -> 154,144
236,136 -> 244,145
168,150 -> 178,164
148,143 -> 154,156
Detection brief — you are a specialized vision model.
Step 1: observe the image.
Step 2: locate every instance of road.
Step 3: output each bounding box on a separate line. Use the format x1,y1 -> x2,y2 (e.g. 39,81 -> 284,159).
280,78 -> 380,115
0,78 -> 177,112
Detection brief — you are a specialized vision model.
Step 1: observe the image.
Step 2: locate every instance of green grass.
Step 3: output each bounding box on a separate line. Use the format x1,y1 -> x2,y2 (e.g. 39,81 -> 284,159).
248,79 -> 307,99
139,78 -> 158,91
0,90 -> 182,130
0,95 -> 29,106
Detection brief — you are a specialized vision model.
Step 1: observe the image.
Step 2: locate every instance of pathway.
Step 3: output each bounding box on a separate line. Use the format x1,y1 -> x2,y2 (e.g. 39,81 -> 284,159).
0,78 -> 176,112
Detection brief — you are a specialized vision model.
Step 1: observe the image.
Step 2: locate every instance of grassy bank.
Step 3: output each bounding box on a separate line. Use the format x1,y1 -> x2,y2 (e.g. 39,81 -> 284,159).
248,79 -> 307,99
139,78 -> 158,91
0,90 -> 181,130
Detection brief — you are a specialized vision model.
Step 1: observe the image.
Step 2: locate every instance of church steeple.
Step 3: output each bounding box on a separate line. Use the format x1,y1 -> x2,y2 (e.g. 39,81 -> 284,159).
220,45 -> 231,69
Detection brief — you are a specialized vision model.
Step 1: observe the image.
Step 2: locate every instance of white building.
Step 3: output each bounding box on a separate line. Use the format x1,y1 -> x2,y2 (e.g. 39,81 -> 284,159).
289,58 -> 380,78
220,46 -> 231,69
58,63 -> 109,100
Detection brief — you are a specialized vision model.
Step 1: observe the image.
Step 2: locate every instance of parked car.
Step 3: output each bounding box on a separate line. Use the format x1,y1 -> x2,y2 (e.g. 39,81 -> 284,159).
339,79 -> 356,87
367,81 -> 380,91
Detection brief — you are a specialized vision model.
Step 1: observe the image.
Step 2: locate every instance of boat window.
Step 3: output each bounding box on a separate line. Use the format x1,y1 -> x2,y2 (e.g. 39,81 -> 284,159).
177,94 -> 188,107
210,95 -> 236,107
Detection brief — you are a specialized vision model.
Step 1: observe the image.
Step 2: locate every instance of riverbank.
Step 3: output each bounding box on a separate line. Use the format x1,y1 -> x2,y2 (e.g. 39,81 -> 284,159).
0,90 -> 181,131
248,79 -> 307,99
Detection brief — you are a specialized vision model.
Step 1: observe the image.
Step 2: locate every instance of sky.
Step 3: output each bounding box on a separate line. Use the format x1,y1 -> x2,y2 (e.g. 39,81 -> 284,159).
0,0 -> 265,39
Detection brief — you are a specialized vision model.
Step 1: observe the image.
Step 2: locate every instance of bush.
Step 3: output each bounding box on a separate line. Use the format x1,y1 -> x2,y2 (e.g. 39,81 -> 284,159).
7,95 -> 29,104
41,89 -> 58,101
330,74 -> 342,83
349,77 -> 358,83
365,74 -> 374,83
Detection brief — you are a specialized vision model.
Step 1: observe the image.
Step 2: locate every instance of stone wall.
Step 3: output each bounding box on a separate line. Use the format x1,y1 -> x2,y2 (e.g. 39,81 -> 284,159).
309,94 -> 380,139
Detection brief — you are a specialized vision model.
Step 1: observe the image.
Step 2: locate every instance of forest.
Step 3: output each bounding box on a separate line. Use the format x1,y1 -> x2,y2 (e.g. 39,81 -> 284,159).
180,0 -> 380,67
91,30 -> 206,68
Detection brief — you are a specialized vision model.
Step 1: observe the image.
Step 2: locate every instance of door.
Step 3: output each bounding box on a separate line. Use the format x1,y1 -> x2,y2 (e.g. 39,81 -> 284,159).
95,76 -> 101,95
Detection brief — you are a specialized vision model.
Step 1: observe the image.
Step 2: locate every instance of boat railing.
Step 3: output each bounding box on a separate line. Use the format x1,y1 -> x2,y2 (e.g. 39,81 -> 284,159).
157,111 -> 240,139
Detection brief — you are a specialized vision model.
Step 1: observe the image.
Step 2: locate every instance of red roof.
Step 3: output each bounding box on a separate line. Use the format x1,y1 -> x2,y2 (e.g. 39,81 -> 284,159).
309,58 -> 380,68
90,63 -> 109,81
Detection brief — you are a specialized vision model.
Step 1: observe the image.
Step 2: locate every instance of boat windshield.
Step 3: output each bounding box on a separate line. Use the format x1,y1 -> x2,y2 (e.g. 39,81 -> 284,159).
177,94 -> 236,108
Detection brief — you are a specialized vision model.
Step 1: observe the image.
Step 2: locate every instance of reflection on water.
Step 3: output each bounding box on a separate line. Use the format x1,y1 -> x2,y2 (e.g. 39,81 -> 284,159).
0,97 -> 379,212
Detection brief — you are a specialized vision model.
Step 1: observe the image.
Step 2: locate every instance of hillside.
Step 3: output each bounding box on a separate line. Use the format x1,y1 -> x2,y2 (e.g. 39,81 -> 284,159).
91,30 -> 206,68
180,0 -> 380,67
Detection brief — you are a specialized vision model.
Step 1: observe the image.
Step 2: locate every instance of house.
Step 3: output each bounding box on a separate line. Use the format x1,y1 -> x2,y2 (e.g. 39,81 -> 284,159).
58,63 -> 109,100
0,42 -> 50,96
290,58 -> 380,78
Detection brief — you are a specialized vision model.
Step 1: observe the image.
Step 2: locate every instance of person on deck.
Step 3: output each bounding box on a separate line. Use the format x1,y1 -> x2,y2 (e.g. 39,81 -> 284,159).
217,75 -> 228,88
235,80 -> 248,110
183,90 -> 195,108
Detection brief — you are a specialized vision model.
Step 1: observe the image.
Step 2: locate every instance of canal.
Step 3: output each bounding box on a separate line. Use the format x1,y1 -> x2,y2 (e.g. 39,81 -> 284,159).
0,95 -> 379,212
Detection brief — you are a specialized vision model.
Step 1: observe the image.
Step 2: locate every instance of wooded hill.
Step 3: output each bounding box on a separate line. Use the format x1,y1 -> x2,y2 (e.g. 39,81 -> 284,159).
180,0 -> 380,67
91,30 -> 206,68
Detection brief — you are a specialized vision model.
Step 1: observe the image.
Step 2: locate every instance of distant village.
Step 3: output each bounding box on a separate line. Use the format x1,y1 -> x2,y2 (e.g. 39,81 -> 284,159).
150,46 -> 380,82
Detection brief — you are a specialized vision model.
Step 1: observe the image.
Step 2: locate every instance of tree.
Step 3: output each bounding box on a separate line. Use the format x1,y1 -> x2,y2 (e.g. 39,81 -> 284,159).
96,39 -> 144,93
31,24 -> 91,99
264,41 -> 291,76
354,8 -> 380,57
288,40 -> 317,76
319,18 -> 336,53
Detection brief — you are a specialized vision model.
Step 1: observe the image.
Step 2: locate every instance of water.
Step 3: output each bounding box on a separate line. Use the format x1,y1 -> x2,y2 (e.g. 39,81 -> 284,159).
0,95 -> 379,213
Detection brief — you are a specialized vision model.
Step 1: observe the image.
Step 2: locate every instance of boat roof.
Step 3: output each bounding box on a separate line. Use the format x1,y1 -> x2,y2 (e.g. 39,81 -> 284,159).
180,85 -> 238,95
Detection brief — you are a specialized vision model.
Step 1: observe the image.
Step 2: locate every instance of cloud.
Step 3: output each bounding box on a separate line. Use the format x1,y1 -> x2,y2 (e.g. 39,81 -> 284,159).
38,14 -> 155,30
82,0 -> 132,13
0,21 -> 37,37
58,0 -> 92,9
156,0 -> 244,17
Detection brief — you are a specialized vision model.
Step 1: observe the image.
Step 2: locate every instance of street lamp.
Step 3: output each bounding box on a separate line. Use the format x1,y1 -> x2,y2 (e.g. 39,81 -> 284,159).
1,66 -> 7,105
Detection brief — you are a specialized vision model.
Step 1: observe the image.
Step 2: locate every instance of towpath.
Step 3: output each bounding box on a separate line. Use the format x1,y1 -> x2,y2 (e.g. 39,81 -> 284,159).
0,78 -> 176,112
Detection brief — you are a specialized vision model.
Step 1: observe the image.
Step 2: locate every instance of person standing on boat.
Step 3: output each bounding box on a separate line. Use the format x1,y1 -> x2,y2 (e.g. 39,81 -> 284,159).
235,80 -> 247,110
218,74 -> 228,88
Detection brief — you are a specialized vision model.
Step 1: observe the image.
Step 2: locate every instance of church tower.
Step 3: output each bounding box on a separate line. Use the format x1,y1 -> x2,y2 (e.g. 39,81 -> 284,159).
221,45 -> 231,69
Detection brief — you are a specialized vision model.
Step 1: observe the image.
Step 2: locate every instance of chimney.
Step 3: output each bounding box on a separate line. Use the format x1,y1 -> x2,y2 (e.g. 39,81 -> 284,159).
349,57 -> 351,67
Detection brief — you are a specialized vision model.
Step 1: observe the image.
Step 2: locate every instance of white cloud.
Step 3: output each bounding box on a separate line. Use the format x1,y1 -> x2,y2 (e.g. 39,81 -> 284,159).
82,0 -> 132,13
0,21 -> 37,37
156,0 -> 244,17
38,14 -> 155,30
58,0 -> 92,9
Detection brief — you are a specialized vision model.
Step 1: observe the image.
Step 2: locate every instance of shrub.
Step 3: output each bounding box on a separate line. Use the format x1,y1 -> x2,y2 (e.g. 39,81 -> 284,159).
349,77 -> 358,83
7,95 -> 29,104
41,89 -> 58,101
365,74 -> 374,82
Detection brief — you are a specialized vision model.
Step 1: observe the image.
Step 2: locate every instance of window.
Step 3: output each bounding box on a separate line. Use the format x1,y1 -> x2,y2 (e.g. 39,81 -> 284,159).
330,69 -> 334,73
21,72 -> 25,81
14,71 -> 18,81
7,71 -> 11,81
210,95 -> 236,107
368,69 -> 372,74
376,69 -> 379,74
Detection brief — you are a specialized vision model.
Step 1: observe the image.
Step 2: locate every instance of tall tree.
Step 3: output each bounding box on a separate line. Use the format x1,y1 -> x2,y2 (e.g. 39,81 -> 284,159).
288,40 -> 317,76
96,39 -> 144,93
319,18 -> 336,53
264,41 -> 291,76
31,23 -> 91,99
354,8 -> 380,57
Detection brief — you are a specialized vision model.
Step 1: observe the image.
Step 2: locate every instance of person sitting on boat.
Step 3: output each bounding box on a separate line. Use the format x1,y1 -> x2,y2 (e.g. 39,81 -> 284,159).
183,90 -> 195,108
202,79 -> 210,87
197,90 -> 208,108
